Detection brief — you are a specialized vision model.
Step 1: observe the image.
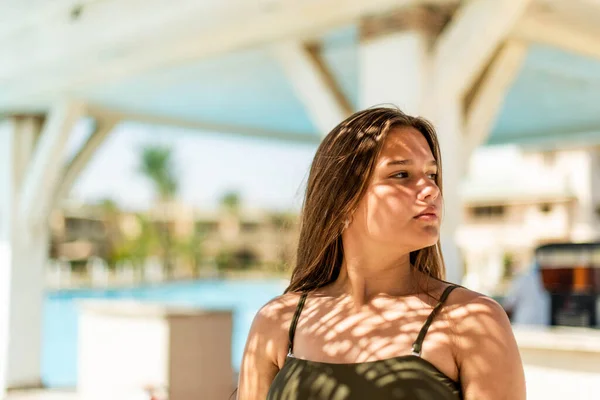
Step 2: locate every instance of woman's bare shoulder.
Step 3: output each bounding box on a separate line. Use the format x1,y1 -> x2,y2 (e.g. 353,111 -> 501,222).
444,285 -> 516,358
253,292 -> 304,328
443,287 -> 526,398
444,285 -> 508,323
239,292 -> 306,398
247,292 -> 305,365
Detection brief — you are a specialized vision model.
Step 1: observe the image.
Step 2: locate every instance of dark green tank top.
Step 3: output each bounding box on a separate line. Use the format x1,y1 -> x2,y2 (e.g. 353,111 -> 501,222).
267,285 -> 463,400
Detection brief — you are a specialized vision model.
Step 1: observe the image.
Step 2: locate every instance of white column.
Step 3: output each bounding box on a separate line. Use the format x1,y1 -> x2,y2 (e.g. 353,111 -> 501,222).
7,228 -> 50,390
359,30 -> 431,115
429,0 -> 531,284
0,103 -> 83,393
430,97 -> 466,285
0,116 -> 48,392
358,8 -> 441,115
0,119 -> 16,398
358,8 -> 465,284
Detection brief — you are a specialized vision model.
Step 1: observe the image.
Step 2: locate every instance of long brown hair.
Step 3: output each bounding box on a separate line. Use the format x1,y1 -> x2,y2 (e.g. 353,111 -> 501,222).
285,106 -> 446,293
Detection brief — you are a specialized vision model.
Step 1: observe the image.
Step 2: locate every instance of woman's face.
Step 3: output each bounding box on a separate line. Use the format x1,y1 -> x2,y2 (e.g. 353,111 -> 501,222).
349,126 -> 442,252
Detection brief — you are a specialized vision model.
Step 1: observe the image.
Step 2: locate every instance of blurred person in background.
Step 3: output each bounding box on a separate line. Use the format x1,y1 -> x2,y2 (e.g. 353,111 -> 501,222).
237,107 -> 526,400
503,261 -> 550,326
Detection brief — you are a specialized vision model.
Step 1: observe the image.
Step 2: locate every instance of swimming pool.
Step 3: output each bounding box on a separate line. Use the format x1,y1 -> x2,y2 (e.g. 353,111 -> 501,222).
42,279 -> 287,387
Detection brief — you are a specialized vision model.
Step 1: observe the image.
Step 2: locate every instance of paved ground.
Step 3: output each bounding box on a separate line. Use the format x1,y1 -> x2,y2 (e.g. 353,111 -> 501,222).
5,390 -> 80,400
5,389 -> 155,400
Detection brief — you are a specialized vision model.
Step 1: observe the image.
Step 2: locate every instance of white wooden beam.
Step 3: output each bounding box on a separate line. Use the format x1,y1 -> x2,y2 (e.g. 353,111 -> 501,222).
272,41 -> 352,135
488,128 -> 600,148
0,119 -> 15,398
465,40 -> 528,155
1,0 -> 455,104
512,12 -> 600,61
11,117 -> 44,189
86,105 -> 322,145
434,0 -> 532,99
535,0 -> 600,19
18,101 -> 86,227
54,117 -> 120,205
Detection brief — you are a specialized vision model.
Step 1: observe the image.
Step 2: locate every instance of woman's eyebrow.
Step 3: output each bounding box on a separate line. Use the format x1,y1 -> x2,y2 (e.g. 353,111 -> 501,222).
385,159 -> 437,166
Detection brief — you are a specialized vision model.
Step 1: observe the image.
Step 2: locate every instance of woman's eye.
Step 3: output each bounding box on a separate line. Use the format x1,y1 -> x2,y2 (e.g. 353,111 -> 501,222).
392,171 -> 437,179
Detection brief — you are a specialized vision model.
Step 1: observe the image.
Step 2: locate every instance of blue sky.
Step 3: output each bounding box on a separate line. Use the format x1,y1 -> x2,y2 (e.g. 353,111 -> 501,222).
68,120 -> 319,212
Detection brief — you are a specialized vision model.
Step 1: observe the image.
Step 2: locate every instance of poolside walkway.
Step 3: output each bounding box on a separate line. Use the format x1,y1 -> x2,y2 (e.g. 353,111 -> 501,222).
6,390 -> 154,400
6,389 -> 158,400
6,390 -> 80,400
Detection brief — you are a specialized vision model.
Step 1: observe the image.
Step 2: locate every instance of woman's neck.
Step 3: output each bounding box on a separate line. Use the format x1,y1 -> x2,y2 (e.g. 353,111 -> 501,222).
329,250 -> 419,308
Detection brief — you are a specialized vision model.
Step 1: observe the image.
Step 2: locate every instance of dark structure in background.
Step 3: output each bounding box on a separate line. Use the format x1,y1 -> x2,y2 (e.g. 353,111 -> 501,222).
537,242 -> 600,328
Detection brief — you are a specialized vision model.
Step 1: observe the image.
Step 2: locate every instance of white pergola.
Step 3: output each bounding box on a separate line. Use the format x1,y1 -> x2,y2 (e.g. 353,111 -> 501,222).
2,0 -> 600,394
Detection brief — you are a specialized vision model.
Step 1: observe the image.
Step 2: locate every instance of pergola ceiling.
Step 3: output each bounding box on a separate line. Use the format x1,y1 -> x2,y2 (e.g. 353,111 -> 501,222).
2,0 -> 600,147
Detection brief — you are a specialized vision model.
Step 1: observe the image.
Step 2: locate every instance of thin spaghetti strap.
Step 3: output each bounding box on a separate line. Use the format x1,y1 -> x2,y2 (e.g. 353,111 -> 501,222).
411,285 -> 459,357
288,292 -> 308,356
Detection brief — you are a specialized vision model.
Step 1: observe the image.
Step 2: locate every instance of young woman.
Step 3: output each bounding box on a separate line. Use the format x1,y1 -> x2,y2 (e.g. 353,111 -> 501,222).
237,107 -> 526,399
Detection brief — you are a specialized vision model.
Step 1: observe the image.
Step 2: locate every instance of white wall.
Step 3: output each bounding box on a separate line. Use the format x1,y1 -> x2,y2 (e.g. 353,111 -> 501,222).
79,309 -> 169,400
78,301 -> 233,400
555,150 -> 599,241
515,327 -> 600,400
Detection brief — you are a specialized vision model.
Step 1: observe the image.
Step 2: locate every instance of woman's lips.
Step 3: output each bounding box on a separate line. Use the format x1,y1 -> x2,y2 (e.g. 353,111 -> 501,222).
414,213 -> 438,221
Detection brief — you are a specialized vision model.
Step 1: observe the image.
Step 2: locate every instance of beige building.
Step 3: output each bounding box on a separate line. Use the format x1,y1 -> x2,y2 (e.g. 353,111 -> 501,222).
49,200 -> 299,274
459,146 -> 600,294
49,203 -> 111,265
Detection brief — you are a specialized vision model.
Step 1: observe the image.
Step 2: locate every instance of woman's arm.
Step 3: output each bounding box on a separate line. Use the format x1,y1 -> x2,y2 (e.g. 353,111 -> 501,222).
454,295 -> 526,400
237,295 -> 296,400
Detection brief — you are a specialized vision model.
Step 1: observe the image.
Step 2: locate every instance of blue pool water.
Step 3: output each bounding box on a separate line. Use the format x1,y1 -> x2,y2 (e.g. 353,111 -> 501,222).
42,279 -> 287,388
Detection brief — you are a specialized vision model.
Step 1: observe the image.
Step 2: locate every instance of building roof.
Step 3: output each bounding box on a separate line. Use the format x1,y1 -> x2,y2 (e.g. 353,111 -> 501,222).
460,177 -> 576,205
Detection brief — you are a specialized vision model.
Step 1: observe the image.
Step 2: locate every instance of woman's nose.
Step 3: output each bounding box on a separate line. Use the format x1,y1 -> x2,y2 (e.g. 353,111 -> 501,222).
417,180 -> 440,202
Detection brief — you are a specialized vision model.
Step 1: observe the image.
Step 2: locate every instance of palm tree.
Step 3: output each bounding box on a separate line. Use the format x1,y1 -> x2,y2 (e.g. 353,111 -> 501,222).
98,198 -> 122,268
139,145 -> 179,278
220,190 -> 241,214
113,214 -> 160,267
175,233 -> 204,277
139,146 -> 178,201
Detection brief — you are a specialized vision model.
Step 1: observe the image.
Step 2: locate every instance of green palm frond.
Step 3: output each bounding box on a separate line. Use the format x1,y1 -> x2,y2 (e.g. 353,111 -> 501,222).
139,145 -> 179,200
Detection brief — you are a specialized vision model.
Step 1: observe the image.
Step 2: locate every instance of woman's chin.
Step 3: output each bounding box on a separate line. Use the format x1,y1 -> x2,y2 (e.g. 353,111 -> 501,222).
416,235 -> 440,250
